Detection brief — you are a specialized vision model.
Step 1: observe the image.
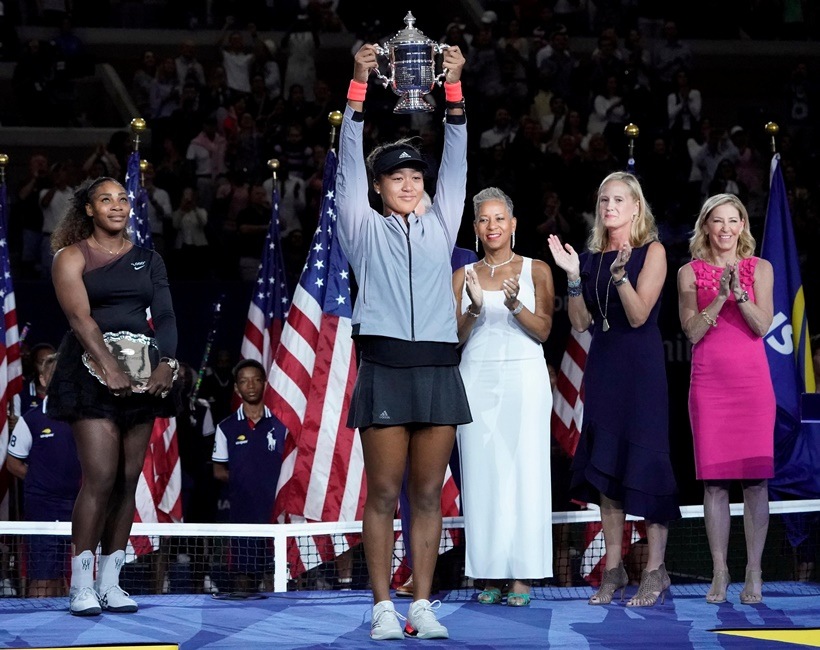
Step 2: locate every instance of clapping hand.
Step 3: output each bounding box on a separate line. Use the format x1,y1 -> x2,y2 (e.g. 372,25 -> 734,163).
547,234 -> 580,280
503,274 -> 521,311
465,267 -> 483,313
718,264 -> 732,300
610,242 -> 632,281
727,262 -> 745,300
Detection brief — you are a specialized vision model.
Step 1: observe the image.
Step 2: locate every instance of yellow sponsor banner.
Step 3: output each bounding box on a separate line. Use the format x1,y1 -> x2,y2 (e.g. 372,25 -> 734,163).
715,628 -> 820,647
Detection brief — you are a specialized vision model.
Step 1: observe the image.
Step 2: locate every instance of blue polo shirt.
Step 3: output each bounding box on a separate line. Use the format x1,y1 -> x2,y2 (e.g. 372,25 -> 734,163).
212,406 -> 286,524
7,399 -> 81,518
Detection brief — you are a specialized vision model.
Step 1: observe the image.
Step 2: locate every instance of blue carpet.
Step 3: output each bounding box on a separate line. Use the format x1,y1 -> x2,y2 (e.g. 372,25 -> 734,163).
0,583 -> 818,649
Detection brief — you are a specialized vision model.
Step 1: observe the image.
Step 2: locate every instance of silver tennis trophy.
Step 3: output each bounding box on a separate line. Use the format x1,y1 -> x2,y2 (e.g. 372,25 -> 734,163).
372,11 -> 449,113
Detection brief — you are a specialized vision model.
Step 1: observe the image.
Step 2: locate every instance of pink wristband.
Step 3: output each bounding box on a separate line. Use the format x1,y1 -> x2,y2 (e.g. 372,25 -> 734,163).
444,81 -> 463,102
347,79 -> 367,102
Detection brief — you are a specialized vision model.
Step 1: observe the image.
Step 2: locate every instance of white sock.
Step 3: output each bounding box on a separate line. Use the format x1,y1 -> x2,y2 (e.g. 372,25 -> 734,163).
96,550 -> 126,593
71,550 -> 96,591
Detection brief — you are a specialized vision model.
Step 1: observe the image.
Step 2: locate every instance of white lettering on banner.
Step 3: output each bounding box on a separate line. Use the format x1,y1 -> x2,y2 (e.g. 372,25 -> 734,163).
765,312 -> 794,355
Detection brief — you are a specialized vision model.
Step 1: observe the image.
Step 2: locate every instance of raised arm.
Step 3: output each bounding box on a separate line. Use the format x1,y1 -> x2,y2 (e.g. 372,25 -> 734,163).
336,45 -> 378,261
51,246 -> 132,395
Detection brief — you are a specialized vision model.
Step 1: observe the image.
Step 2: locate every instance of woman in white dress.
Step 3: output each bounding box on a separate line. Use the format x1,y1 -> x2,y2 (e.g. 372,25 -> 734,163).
453,187 -> 555,606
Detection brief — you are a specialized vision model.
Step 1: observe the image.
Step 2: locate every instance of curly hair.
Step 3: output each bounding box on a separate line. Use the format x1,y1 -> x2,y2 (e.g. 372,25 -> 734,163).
50,177 -> 128,253
689,193 -> 756,261
587,172 -> 658,253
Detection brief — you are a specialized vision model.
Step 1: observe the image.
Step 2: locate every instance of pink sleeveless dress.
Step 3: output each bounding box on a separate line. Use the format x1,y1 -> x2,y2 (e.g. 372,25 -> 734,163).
688,257 -> 775,480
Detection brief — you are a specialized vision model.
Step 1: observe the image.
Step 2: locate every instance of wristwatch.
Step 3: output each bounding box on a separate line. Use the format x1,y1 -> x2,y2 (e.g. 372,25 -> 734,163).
612,271 -> 629,287
160,357 -> 180,383
736,290 -> 750,304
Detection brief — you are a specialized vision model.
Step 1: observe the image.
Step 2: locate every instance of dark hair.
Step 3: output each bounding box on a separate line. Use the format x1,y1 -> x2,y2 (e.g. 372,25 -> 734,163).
232,359 -> 266,382
50,177 -> 128,253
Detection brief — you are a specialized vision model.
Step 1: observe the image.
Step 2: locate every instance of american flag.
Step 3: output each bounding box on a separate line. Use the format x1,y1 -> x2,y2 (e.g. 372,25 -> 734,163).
125,151 -> 152,249
240,182 -> 290,371
0,177 -> 23,520
130,417 -> 182,557
268,149 -> 365,576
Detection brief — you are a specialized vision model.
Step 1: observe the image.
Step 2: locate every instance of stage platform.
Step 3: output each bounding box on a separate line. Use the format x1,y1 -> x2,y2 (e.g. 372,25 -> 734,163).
1,582 -> 819,649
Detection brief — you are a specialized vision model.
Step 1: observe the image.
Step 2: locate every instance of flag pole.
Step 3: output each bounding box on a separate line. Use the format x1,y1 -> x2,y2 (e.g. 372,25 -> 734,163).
328,110 -> 343,152
0,153 -> 7,187
765,121 -> 779,155
268,158 -> 279,184
624,122 -> 639,172
130,117 -> 146,153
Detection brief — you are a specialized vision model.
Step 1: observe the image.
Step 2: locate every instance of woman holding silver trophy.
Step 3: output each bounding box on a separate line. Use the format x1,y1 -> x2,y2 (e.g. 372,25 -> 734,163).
336,15 -> 468,641
47,177 -> 178,616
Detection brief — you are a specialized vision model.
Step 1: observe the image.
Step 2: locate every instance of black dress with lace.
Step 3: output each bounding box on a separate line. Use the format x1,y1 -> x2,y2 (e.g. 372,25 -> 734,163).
47,241 -> 178,430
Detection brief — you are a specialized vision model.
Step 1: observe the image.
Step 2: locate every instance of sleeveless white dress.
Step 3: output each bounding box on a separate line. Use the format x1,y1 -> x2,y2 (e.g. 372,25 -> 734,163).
457,257 -> 553,579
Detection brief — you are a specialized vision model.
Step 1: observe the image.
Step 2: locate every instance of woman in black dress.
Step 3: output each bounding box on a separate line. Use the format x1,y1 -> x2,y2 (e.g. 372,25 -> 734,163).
47,177 -> 178,616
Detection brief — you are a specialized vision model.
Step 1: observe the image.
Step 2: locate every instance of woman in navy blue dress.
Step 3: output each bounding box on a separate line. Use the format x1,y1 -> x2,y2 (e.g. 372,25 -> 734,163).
548,172 -> 679,607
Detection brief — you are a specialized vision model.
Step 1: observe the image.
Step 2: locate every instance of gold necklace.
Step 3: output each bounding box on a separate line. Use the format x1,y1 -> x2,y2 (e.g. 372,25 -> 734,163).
91,234 -> 126,255
481,251 -> 515,278
595,251 -> 613,332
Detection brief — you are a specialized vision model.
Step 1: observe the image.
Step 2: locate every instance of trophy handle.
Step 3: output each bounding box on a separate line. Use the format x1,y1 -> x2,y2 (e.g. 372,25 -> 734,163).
434,42 -> 450,86
371,43 -> 392,88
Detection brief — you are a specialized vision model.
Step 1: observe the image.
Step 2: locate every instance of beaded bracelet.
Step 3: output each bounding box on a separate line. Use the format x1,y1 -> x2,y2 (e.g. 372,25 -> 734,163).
567,277 -> 582,297
700,310 -> 717,327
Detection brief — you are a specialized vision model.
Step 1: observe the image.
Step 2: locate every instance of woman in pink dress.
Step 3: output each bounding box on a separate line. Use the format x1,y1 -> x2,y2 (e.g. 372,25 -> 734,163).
677,193 -> 775,605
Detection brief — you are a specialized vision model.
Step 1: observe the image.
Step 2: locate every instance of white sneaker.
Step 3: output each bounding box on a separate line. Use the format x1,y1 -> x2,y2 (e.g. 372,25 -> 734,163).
69,586 -> 101,616
405,599 -> 449,639
370,600 -> 405,641
100,585 -> 138,613
204,575 -> 219,594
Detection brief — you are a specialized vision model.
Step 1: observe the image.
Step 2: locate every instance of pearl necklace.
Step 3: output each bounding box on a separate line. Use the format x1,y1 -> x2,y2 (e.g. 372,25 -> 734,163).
481,251 -> 515,278
91,234 -> 126,256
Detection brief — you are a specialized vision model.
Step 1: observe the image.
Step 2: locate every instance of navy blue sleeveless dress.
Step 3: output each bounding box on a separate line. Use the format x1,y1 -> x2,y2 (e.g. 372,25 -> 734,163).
569,244 -> 679,521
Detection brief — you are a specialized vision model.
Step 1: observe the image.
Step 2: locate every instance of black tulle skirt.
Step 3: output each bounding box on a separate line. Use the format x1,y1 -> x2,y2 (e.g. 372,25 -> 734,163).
46,331 -> 174,431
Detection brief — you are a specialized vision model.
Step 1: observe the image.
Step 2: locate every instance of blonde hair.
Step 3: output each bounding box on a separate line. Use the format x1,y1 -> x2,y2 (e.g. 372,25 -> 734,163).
587,172 -> 658,253
689,193 -> 756,260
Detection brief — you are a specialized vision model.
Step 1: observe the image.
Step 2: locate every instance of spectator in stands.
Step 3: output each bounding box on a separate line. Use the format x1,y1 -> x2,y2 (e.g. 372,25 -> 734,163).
729,126 -> 765,212
218,20 -> 256,95
235,183 -> 271,282
465,24 -> 504,119
154,136 -> 189,209
709,159 -> 748,205
678,193 -> 775,604
230,113 -> 264,178
200,65 -> 232,119
198,349 -> 237,424
337,44 -> 468,641
273,123 -> 313,180
132,50 -> 157,118
537,28 -> 580,109
303,79 -> 335,146
455,187 -> 555,608
81,142 -> 121,181
15,153 -> 50,279
262,161 -> 305,239
589,33 -> 626,98
142,162 -> 172,256
653,20 -> 693,91
282,15 -> 319,102
186,115 -> 228,212
13,39 -> 55,126
695,126 -> 739,202
254,38 -> 282,101
150,57 -> 182,150
212,359 -> 286,593
6,353 -> 81,598
548,172 -> 679,608
47,176 -> 177,616
479,107 -> 516,150
171,187 -> 210,279
245,73 -> 275,129
175,40 -> 206,92
588,75 -> 629,154
39,161 -> 74,278
169,82 -> 205,155
667,70 -> 702,153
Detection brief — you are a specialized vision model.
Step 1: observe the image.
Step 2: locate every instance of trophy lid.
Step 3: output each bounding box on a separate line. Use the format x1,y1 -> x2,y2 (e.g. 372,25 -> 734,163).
383,11 -> 434,47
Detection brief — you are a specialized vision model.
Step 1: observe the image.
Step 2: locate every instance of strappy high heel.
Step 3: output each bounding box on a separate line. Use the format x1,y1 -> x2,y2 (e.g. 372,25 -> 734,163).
706,569 -> 731,604
588,563 -> 628,605
627,563 -> 671,607
739,569 -> 763,604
